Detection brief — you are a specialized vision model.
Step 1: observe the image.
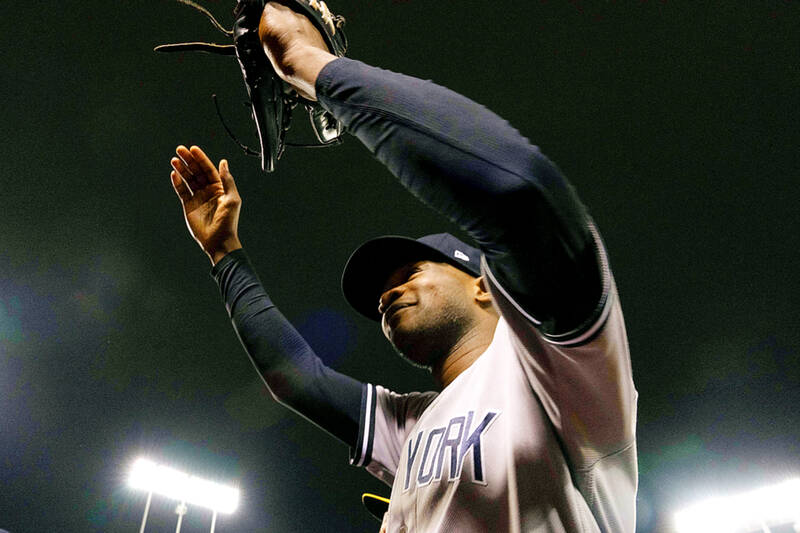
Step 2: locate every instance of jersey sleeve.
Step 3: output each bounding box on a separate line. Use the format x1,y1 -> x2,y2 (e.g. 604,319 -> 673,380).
350,384 -> 438,486
483,227 -> 638,530
482,224 -> 637,467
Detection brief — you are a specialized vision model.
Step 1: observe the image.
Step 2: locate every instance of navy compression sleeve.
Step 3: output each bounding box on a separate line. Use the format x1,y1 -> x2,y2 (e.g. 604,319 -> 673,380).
212,249 -> 363,447
316,58 -> 603,335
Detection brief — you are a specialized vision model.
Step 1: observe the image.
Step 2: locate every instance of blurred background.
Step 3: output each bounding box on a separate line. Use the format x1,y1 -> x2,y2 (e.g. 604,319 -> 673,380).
0,1 -> 797,531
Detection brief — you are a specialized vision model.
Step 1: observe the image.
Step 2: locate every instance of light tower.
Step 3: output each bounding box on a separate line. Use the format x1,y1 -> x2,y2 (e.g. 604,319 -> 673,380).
128,457 -> 240,532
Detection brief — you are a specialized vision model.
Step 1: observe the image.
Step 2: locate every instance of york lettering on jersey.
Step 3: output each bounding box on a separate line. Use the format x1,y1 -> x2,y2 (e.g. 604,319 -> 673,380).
403,410 -> 500,491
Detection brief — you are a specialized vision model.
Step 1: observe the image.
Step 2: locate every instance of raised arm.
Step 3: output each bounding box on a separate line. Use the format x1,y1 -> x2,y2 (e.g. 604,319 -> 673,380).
169,145 -> 363,446
259,3 -> 604,338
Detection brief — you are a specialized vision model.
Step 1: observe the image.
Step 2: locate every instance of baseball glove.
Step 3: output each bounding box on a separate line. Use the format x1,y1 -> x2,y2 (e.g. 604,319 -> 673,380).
155,0 -> 348,172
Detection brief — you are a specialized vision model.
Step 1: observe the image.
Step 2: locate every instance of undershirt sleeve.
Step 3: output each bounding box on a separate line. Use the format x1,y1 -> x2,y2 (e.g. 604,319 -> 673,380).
212,249 -> 364,447
315,58 -> 603,337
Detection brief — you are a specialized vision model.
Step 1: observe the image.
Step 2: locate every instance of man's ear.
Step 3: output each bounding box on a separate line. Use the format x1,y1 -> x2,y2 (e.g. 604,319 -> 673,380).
473,276 -> 494,307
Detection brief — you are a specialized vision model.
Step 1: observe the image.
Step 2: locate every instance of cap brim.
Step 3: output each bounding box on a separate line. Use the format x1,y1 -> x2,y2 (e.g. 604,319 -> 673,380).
361,493 -> 390,522
341,235 -> 458,321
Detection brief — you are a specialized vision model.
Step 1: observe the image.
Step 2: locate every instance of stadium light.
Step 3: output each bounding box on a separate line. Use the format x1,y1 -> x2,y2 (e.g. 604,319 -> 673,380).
674,477 -> 800,533
129,457 -> 240,533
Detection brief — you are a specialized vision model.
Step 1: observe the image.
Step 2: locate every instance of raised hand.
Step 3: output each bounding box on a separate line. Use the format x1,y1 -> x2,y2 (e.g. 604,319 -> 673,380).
170,145 -> 243,264
257,1 -> 337,100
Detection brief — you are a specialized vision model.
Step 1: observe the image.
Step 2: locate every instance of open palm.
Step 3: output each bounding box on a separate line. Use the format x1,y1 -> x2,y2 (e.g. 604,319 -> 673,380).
170,145 -> 242,263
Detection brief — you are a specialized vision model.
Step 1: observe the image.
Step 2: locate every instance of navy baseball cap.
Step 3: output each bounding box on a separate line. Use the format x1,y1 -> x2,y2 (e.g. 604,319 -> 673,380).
341,233 -> 482,321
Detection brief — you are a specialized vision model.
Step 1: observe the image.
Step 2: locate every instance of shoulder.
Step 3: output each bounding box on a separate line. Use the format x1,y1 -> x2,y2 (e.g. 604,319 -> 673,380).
481,220 -> 615,347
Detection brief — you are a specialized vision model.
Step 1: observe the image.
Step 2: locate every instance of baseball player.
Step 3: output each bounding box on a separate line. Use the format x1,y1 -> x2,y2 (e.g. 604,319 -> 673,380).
168,2 -> 638,531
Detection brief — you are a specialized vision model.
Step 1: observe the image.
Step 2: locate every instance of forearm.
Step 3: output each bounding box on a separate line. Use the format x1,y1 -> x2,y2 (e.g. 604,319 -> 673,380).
315,58 -> 602,332
212,249 -> 363,446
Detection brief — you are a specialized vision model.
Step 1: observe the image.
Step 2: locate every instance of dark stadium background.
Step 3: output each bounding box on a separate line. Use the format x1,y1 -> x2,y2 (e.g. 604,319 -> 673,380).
0,1 -> 797,531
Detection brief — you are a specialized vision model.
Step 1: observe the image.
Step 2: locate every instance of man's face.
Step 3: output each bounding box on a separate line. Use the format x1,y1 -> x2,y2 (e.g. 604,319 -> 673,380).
378,260 -> 479,367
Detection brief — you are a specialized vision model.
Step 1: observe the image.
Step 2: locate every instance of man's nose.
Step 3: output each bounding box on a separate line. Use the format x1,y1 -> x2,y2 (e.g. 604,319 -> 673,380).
378,287 -> 402,315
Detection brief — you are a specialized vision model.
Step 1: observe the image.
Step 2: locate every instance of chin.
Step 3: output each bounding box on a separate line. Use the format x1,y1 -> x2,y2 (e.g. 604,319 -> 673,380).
385,303 -> 471,369
389,328 -> 446,369
393,344 -> 438,369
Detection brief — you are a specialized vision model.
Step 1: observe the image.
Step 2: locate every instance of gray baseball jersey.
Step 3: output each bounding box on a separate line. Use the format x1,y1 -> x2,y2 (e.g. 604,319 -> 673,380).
350,238 -> 638,532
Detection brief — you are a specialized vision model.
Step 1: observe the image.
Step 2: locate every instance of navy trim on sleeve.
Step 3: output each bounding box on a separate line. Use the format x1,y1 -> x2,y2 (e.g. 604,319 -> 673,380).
351,383 -> 377,467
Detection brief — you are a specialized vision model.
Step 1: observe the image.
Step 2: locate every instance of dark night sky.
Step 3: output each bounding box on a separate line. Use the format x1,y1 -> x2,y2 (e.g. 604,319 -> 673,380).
1,1 -> 798,532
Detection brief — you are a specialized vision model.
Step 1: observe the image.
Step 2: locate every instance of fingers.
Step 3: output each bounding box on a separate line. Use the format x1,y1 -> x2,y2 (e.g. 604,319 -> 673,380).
170,146 -> 235,205
170,154 -> 192,183
170,156 -> 202,206
170,170 -> 192,204
218,159 -> 238,194
171,147 -> 202,197
174,146 -> 205,187
189,145 -> 220,182
174,145 -> 218,188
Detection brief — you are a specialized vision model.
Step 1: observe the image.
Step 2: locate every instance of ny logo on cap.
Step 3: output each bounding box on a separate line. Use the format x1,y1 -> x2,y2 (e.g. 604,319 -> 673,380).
454,250 -> 470,261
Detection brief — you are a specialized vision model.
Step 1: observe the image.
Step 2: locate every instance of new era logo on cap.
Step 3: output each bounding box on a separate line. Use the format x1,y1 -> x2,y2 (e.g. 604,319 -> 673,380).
454,250 -> 470,261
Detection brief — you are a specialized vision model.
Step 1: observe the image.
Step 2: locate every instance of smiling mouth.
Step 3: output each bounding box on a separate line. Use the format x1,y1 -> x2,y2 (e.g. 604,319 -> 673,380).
384,302 -> 413,324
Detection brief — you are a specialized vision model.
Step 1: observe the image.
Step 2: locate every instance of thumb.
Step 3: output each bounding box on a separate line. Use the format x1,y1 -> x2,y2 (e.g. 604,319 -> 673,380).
218,159 -> 238,193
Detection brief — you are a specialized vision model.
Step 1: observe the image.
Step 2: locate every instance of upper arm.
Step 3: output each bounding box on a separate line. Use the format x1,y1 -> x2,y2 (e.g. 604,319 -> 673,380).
480,152 -> 605,337
488,277 -> 637,463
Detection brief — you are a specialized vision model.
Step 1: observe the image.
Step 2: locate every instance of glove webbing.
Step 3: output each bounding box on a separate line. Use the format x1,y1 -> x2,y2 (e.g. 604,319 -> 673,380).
155,0 -> 345,168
